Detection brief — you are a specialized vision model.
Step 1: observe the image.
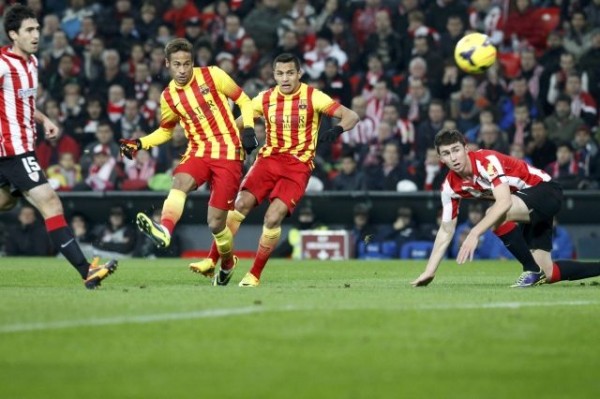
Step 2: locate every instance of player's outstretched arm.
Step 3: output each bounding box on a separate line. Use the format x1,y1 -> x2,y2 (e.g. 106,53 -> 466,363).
34,110 -> 59,140
456,183 -> 512,264
411,219 -> 457,287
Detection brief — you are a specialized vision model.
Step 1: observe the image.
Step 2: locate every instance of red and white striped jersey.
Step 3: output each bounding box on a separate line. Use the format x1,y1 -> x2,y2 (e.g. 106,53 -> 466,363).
440,149 -> 551,222
0,46 -> 38,157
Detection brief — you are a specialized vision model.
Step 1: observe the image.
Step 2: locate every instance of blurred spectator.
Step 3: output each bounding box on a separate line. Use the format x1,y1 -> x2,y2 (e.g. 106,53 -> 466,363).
468,0 -> 503,46
40,14 -> 61,52
5,205 -> 52,256
438,61 -> 461,102
419,147 -> 446,191
465,107 -> 494,143
585,0 -> 600,28
544,95 -> 586,144
273,29 -> 305,62
402,78 -> 431,125
243,0 -> 284,53
290,15 -> 316,55
69,212 -> 94,258
365,142 -> 416,191
498,76 -> 540,133
72,15 -> 97,55
415,99 -> 446,160
363,9 -> 403,74
46,152 -> 83,191
331,151 -> 366,191
573,126 -> 600,188
314,0 -> 341,33
564,72 -> 598,128
478,122 -> 509,154
81,36 -> 105,82
236,36 -> 261,81
163,0 -> 202,38
318,57 -> 352,107
351,0 -> 389,47
563,11 -> 593,61
123,43 -> 146,79
349,203 -> 378,258
504,102 -> 532,147
382,103 -> 415,158
366,80 -> 399,124
547,52 -> 589,107
136,2 -> 161,42
132,62 -> 152,102
78,144 -> 121,192
116,99 -> 150,140
278,0 -> 316,39
156,125 -> 188,173
61,82 -> 86,135
183,17 -> 209,46
89,49 -> 133,100
426,0 -> 467,35
215,13 -> 247,56
35,128 -> 80,171
545,141 -> 584,189
42,30 -> 77,76
122,149 -> 157,191
91,205 -> 136,259
519,47 -> 544,101
106,84 -> 126,124
243,59 -> 275,99
374,205 -> 419,249
538,31 -> 564,79
45,53 -> 82,101
328,13 -> 359,70
579,30 -> 600,102
356,54 -> 387,99
410,35 -> 443,85
450,75 -> 487,132
503,0 -> 545,51
526,120 -> 557,170
304,28 -> 348,80
440,14 -> 465,60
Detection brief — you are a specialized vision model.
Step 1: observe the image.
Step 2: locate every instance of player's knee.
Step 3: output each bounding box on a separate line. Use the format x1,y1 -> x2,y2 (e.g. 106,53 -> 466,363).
234,196 -> 252,214
263,210 -> 285,229
207,214 -> 226,233
171,173 -> 195,193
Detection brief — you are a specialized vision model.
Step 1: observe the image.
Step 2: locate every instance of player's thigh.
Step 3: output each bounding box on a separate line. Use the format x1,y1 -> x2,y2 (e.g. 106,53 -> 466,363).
505,195 -> 531,222
240,157 -> 278,206
173,156 -> 210,191
207,159 -> 243,211
270,165 -> 311,215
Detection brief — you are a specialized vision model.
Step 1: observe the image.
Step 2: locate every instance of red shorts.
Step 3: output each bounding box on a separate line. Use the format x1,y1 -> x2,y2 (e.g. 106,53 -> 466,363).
241,154 -> 311,214
174,157 -> 242,210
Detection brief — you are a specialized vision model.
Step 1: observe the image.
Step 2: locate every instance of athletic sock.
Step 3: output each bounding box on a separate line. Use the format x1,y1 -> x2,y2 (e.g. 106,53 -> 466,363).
45,215 -> 89,279
549,260 -> 600,283
208,210 -> 245,264
494,222 -> 540,273
249,226 -> 281,279
161,189 -> 186,235
213,226 -> 234,270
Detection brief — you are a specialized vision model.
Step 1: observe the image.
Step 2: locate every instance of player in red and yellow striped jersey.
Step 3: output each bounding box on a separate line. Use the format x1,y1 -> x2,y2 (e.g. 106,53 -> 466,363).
119,38 -> 258,285
196,53 -> 359,287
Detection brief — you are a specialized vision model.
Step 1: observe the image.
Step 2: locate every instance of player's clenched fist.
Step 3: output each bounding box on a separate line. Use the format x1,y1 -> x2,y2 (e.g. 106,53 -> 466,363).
318,125 -> 344,143
119,138 -> 141,160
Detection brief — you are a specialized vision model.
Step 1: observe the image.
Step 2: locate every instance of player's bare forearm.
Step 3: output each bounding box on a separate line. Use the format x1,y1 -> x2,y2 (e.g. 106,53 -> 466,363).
412,220 -> 456,286
33,110 -> 49,124
333,106 -> 359,131
470,184 -> 512,236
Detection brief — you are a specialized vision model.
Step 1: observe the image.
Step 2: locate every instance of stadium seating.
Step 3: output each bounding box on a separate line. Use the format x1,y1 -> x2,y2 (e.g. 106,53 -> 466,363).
400,241 -> 435,259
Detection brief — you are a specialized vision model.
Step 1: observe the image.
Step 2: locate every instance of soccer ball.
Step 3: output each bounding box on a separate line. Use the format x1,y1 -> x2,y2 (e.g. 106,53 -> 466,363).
454,32 -> 497,74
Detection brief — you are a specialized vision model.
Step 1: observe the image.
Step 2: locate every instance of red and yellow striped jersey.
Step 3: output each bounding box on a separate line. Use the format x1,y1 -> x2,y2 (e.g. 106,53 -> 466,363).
253,83 -> 339,167
140,66 -> 254,160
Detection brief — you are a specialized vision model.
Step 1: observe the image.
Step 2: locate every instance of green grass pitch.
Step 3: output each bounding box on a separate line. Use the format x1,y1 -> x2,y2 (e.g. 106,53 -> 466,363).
1,257 -> 599,399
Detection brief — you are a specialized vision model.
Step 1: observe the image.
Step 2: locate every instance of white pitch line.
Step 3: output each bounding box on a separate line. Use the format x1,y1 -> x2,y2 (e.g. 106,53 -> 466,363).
0,301 -> 597,334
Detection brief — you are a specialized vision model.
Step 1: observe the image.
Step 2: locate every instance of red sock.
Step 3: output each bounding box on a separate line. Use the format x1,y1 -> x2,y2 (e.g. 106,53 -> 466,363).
249,226 -> 281,279
161,218 -> 175,235
207,241 -> 220,263
549,263 -> 562,283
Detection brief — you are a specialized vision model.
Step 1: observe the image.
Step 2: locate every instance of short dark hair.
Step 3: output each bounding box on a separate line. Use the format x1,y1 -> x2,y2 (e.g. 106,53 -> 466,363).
434,129 -> 466,152
4,4 -> 37,41
164,38 -> 193,60
273,53 -> 301,71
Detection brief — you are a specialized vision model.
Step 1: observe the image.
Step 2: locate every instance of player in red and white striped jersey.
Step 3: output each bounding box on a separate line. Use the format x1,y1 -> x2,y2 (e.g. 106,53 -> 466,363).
0,5 -> 117,288
411,129 -> 600,288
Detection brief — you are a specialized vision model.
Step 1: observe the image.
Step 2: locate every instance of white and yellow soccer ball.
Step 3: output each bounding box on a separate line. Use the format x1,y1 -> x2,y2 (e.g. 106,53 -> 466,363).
454,32 -> 497,74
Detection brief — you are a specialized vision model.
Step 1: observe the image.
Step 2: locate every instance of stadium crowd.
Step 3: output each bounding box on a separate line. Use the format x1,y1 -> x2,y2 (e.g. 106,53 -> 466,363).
0,0 -> 596,258
1,0 -> 599,193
